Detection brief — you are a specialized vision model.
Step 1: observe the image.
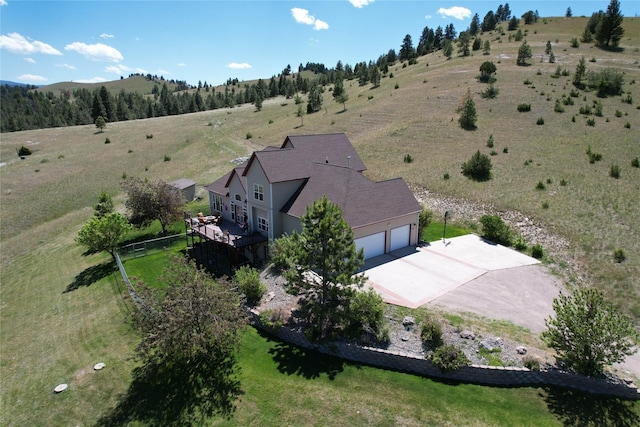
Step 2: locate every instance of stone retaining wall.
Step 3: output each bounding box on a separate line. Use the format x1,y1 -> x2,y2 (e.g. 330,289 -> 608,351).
250,312 -> 639,400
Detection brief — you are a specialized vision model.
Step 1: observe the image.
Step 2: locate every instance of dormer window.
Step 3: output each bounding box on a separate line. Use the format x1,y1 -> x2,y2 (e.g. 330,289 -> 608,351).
253,184 -> 264,201
235,194 -> 242,201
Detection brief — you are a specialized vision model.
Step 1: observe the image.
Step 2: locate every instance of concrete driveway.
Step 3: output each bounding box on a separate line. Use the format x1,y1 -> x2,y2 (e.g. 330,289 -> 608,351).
362,234 -> 544,307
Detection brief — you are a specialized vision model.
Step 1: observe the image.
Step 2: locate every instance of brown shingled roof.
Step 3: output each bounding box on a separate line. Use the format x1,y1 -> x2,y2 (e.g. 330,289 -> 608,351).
282,163 -> 421,229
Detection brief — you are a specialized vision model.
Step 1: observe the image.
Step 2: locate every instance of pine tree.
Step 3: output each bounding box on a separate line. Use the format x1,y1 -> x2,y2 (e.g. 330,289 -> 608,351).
278,196 -> 366,339
596,0 -> 625,47
457,89 -> 477,130
516,40 -> 532,65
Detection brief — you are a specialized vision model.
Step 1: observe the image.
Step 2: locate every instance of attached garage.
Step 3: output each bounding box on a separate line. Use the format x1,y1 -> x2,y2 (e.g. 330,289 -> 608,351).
390,224 -> 410,252
355,231 -> 386,259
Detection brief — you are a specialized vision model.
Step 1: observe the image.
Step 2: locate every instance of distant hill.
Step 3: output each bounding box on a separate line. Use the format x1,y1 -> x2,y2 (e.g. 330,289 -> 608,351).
37,75 -> 180,97
0,81 -> 40,88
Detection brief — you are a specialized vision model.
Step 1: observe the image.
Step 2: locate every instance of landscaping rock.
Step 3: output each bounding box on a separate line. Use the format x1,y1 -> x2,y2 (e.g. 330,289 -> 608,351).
402,316 -> 415,327
460,330 -> 476,340
479,337 -> 503,352
516,346 -> 528,355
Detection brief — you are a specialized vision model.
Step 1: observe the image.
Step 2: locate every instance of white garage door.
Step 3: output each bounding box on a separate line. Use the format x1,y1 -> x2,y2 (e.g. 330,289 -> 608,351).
390,224 -> 410,252
355,231 -> 385,259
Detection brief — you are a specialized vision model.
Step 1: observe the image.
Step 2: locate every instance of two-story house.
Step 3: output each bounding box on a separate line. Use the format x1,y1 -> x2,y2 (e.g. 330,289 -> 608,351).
205,133 -> 422,261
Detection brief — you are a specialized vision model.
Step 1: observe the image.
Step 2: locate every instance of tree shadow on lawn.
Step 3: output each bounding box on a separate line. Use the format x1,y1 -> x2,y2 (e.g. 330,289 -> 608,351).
63,261 -> 117,293
265,334 -> 344,380
96,356 -> 242,426
543,387 -> 640,427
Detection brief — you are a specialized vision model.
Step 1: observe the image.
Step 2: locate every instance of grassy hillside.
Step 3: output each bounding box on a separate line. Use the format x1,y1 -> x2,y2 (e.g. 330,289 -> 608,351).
1,17 -> 639,425
37,75 -> 179,97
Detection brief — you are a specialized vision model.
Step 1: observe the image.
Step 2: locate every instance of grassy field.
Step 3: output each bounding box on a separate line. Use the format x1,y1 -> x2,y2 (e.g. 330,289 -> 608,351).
1,17 -> 639,425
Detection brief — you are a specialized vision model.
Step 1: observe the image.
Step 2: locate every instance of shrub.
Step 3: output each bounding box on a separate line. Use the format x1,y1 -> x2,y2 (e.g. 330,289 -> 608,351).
461,150 -> 492,182
621,93 -> 633,104
403,154 -> 413,163
517,103 -> 531,112
163,154 -> 171,161
514,236 -> 527,251
479,215 -> 512,246
146,134 -> 153,139
554,99 -> 565,113
536,117 -> 545,125
233,265 -> 266,307
624,122 -> 631,129
346,288 -> 386,343
570,38 -> 579,48
259,308 -> 288,330
542,201 -> 550,209
431,344 -> 470,373
502,147 -> 508,154
613,249 -> 626,263
104,138 -> 111,144
486,134 -> 494,148
632,157 -> 640,168
560,179 -> 568,186
536,181 -> 546,190
443,173 -> 450,180
531,244 -> 544,259
246,132 -> 253,139
610,164 -> 620,179
523,355 -> 541,371
480,83 -> 499,99
586,118 -> 595,127
17,146 -> 32,156
421,318 -> 443,349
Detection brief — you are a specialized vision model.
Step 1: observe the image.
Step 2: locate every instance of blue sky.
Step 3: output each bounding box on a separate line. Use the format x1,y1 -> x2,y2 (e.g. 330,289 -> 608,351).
1,1 -> 637,86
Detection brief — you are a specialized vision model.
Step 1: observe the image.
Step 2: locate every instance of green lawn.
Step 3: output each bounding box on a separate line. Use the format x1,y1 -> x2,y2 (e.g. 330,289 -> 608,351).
213,328 -> 639,426
423,221 -> 474,243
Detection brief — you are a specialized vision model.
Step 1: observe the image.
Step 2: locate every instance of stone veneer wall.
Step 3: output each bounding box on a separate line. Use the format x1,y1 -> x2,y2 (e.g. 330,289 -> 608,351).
250,312 -> 639,400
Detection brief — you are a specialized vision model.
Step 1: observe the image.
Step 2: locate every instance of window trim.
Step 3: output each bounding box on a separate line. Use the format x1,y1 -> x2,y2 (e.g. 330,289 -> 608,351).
257,215 -> 269,232
253,183 -> 264,201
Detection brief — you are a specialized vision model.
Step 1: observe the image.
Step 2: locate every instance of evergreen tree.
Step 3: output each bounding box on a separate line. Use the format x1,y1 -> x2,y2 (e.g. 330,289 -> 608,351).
277,196 -> 366,339
482,11 -> 497,32
458,32 -> 471,57
434,26 -> 444,49
508,16 -> 518,31
399,34 -> 415,61
469,13 -> 480,36
306,83 -> 323,113
542,288 -> 638,377
444,23 -> 456,40
573,56 -> 587,87
566,7 -> 572,18
596,0 -> 625,47
516,40 -> 533,65
443,40 -> 454,59
457,89 -> 477,130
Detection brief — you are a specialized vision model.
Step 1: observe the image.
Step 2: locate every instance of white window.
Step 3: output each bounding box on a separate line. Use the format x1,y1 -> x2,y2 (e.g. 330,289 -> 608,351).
213,195 -> 223,212
257,216 -> 269,232
253,184 -> 264,201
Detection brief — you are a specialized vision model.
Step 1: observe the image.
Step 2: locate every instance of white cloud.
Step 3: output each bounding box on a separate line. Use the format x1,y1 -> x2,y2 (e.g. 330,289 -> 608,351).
349,0 -> 373,8
438,6 -> 472,20
105,64 -> 131,74
0,32 -> 62,55
156,69 -> 170,75
24,57 -> 36,63
425,15 -> 432,20
0,1 -> 7,7
75,77 -> 108,84
291,8 -> 329,31
227,62 -> 252,70
177,63 -> 186,67
56,63 -> 76,70
65,42 -> 123,62
17,74 -> 48,83
99,33 -> 115,39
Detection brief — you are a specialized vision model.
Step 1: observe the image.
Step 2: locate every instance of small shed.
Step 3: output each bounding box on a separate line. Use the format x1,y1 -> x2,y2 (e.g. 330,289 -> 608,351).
170,178 -> 197,202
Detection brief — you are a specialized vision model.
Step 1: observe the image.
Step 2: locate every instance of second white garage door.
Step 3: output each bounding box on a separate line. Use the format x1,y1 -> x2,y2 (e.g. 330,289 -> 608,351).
355,231 -> 385,259
390,224 -> 410,252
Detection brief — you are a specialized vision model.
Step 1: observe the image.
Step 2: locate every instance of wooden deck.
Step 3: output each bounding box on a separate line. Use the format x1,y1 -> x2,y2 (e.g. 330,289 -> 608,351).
185,217 -> 267,249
